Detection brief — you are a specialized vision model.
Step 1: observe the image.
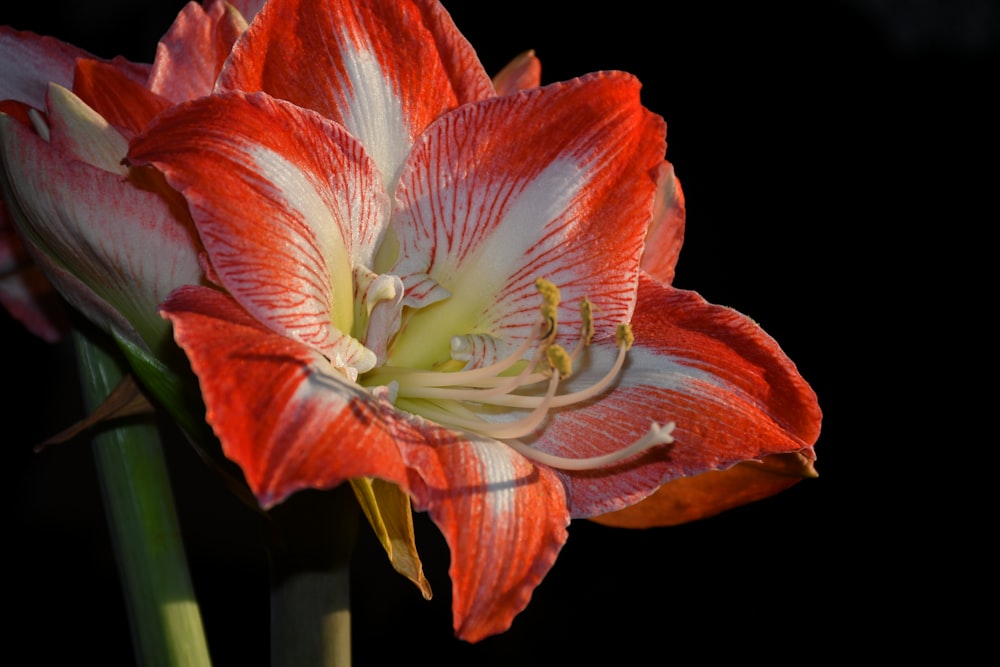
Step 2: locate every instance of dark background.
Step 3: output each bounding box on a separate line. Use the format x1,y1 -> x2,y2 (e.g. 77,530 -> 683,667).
3,1 -> 992,664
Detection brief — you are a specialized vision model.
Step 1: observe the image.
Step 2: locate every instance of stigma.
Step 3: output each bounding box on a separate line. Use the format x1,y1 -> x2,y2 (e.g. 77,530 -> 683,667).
363,278 -> 674,471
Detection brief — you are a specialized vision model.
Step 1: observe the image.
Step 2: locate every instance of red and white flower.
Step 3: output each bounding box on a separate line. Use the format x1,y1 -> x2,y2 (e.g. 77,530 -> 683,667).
119,0 -> 822,641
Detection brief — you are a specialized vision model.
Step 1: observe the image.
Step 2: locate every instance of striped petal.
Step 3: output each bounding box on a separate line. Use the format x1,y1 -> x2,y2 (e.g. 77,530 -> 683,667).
217,0 -> 493,193
529,273 -> 821,517
387,71 -> 666,370
402,426 -> 569,642
160,285 -> 410,506
128,92 -> 392,375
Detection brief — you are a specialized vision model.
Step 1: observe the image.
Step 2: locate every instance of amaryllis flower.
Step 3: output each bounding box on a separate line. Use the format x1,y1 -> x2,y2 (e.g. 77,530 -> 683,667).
126,0 -> 822,641
0,0 -> 261,352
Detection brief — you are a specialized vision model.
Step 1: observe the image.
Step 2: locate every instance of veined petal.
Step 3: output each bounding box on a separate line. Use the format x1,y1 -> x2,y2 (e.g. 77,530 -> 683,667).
0,112 -> 202,353
0,27 -> 149,111
217,0 -> 493,193
641,160 -> 686,285
147,0 -> 249,104
160,285 -> 410,506
72,59 -> 173,139
397,422 -> 569,642
389,71 -> 666,369
528,273 -> 821,517
128,91 -> 391,374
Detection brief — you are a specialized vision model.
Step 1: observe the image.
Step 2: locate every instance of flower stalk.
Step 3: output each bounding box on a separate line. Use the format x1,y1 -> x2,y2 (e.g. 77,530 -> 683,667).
73,323 -> 212,667
267,485 -> 359,667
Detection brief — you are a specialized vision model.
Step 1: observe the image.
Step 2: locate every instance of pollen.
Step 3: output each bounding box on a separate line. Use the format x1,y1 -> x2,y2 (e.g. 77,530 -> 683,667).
535,277 -> 560,342
545,344 -> 572,377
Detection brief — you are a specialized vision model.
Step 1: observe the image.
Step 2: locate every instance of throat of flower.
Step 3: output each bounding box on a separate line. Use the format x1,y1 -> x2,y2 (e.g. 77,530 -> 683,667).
362,278 -> 674,471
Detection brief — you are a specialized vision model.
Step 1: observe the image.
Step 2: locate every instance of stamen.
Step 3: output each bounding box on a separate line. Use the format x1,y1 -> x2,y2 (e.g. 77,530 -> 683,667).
616,323 -> 634,350
546,344 -> 572,378
400,371 -> 563,440
535,277 -> 560,342
405,332 -> 629,409
568,297 -> 594,361
503,422 -> 675,471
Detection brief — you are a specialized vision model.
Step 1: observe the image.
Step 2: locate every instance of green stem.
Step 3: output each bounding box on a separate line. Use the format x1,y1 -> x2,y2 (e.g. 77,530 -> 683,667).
73,327 -> 212,667
268,486 -> 358,667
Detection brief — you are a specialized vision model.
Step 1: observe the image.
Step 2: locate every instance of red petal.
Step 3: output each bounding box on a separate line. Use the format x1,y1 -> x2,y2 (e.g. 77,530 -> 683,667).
72,59 -> 172,139
217,0 -> 492,191
399,425 -> 570,642
146,0 -> 249,104
161,285 -> 410,506
388,71 -> 666,369
532,274 -> 821,517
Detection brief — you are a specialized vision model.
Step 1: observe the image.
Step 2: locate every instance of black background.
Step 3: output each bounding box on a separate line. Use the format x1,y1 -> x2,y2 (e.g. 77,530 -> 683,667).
3,1 -> 992,664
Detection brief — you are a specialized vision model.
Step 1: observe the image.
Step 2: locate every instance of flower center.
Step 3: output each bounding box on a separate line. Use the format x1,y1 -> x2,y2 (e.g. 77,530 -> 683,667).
360,278 -> 675,471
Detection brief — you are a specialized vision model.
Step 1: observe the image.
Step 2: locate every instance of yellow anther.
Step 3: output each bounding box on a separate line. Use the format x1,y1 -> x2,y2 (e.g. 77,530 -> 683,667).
535,278 -> 561,341
579,297 -> 594,346
545,344 -> 572,378
616,323 -> 634,350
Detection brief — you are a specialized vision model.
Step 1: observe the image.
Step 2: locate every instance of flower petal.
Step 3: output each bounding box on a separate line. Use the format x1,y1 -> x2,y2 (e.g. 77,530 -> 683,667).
590,452 -> 817,528
217,0 -> 493,192
128,91 -> 391,374
641,160 -> 686,285
0,105 -> 201,352
146,0 -> 249,104
71,59 -> 172,139
530,273 -> 821,517
388,71 -> 666,369
160,285 -> 410,506
397,425 -> 569,642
